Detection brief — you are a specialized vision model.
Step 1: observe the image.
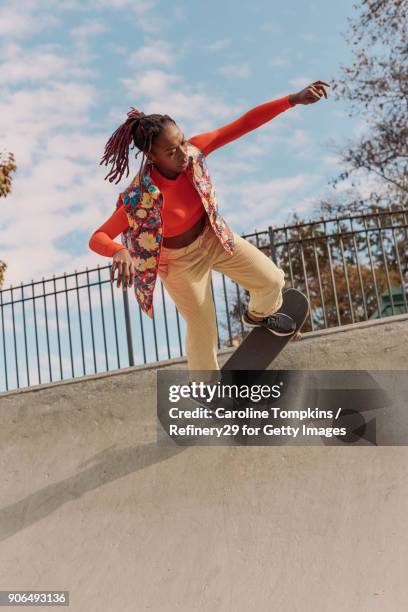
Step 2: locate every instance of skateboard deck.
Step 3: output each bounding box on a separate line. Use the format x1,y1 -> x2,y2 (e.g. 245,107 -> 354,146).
221,288 -> 309,371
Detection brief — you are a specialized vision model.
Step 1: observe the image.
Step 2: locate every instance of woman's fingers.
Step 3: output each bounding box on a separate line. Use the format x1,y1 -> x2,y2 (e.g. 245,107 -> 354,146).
309,85 -> 322,99
116,261 -> 123,287
122,262 -> 132,288
295,80 -> 330,105
127,262 -> 135,287
114,260 -> 125,288
312,81 -> 330,98
118,262 -> 136,288
316,83 -> 329,98
111,251 -> 135,289
305,83 -> 329,104
110,261 -> 116,283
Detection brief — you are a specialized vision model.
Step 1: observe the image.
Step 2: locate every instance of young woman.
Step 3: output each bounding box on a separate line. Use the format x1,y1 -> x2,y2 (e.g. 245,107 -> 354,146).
89,80 -> 329,384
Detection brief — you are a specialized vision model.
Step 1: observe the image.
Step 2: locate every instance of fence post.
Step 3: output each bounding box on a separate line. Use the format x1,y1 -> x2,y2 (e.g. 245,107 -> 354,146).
122,287 -> 134,366
268,226 -> 277,264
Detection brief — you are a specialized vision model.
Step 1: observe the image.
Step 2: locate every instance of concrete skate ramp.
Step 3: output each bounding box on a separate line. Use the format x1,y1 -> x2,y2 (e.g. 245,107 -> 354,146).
1,314 -> 407,611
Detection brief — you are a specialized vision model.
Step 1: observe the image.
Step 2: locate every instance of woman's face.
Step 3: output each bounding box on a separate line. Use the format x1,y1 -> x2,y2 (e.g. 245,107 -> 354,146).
147,122 -> 188,179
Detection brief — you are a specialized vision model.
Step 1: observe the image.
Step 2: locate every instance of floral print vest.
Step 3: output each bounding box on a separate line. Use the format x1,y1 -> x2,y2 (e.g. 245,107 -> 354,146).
116,142 -> 235,318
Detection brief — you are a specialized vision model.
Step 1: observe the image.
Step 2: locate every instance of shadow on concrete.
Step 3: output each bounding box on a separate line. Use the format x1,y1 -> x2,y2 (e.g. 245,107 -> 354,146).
0,441 -> 185,542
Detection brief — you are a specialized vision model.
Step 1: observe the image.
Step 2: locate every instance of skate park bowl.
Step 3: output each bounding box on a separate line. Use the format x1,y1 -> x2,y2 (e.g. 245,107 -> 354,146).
0,313 -> 407,611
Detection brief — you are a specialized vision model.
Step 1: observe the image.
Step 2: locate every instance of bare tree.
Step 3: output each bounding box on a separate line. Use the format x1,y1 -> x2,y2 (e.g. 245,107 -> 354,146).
329,0 -> 408,209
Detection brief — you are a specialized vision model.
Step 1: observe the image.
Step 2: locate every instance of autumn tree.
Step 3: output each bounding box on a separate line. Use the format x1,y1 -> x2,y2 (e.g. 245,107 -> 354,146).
0,150 -> 17,288
218,207 -> 407,347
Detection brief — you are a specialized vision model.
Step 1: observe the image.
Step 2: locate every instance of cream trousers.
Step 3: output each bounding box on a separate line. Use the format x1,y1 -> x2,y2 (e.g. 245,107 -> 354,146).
158,216 -> 285,384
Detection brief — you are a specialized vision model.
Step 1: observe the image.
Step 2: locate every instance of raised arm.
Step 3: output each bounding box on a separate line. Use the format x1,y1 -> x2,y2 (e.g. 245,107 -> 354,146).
188,94 -> 296,156
88,204 -> 129,257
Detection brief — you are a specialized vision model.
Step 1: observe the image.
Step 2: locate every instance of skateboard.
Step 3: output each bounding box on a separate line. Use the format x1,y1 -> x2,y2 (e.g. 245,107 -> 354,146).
221,288 -> 309,372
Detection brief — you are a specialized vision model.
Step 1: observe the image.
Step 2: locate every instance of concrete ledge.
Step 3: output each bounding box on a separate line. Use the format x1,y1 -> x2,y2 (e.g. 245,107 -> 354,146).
1,313 -> 407,400
298,312 -> 408,338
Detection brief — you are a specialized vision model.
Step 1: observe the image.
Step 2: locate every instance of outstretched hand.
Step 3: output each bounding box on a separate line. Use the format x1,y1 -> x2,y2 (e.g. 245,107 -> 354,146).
291,80 -> 330,105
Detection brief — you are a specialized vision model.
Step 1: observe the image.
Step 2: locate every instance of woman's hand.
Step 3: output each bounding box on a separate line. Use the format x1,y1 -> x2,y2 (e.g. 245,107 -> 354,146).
290,80 -> 330,105
111,248 -> 136,288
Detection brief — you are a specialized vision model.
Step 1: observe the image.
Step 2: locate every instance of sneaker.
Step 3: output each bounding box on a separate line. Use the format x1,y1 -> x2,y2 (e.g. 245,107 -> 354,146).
242,308 -> 296,337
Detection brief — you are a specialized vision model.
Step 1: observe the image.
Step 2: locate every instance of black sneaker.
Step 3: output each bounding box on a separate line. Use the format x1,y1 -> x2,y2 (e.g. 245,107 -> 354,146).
242,308 -> 296,337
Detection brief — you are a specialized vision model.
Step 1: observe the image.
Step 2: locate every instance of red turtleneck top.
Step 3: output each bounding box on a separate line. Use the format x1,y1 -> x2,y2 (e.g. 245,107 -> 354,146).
89,94 -> 295,256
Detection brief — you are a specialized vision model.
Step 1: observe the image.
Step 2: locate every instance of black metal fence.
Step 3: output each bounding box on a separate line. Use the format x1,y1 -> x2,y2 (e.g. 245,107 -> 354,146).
1,206 -> 407,393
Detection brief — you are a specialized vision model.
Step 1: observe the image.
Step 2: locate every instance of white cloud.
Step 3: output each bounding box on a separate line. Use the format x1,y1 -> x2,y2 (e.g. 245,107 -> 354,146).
290,195 -> 321,217
208,157 -> 257,182
331,109 -> 349,119
205,39 -> 232,52
209,168 -> 323,231
217,63 -> 251,79
70,20 -> 107,40
289,76 -> 314,89
121,69 -> 242,130
1,81 -> 97,131
107,42 -> 127,55
228,106 -> 303,162
128,40 -> 176,68
44,132 -> 107,162
233,142 -> 265,158
352,118 -> 371,138
0,44 -> 93,85
0,74 -> 120,285
69,19 -> 108,61
92,0 -> 164,33
0,0 -> 161,41
322,153 -> 342,167
2,156 -> 119,285
269,56 -> 290,68
0,2 -> 60,39
122,69 -> 180,98
333,168 -> 388,200
94,0 -> 154,9
231,174 -> 310,201
287,128 -> 313,152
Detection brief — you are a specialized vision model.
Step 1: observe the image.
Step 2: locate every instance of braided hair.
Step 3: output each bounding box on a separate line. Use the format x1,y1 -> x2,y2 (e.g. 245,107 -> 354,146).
100,107 -> 176,186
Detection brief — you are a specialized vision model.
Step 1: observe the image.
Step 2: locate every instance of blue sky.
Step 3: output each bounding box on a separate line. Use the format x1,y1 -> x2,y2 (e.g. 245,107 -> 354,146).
0,0 -> 373,288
